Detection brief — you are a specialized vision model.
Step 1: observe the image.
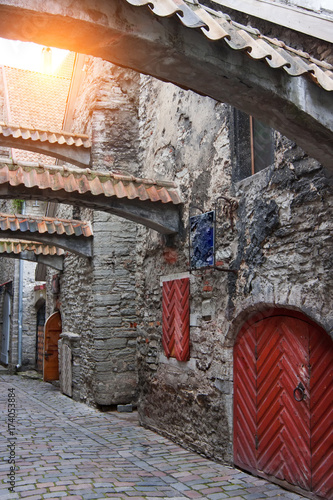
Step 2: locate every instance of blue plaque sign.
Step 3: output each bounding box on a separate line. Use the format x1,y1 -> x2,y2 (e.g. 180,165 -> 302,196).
190,211 -> 215,270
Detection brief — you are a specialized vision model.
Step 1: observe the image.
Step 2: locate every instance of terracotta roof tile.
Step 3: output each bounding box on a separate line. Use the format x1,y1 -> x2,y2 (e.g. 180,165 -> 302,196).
4,66 -> 72,130
0,213 -> 93,237
126,0 -> 333,91
0,159 -> 183,205
55,52 -> 76,79
0,123 -> 91,149
0,239 -> 64,256
2,56 -> 75,163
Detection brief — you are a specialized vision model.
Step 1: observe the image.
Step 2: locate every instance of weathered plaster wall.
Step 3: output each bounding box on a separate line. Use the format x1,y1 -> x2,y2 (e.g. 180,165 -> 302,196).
20,260 -> 38,368
136,76 -> 333,464
20,201 -> 48,370
0,199 -> 15,367
0,198 -> 47,371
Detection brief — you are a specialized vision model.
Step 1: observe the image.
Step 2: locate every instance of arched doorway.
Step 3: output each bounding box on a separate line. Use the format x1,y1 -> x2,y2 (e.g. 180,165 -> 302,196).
43,311 -> 62,382
35,300 -> 45,373
233,309 -> 333,499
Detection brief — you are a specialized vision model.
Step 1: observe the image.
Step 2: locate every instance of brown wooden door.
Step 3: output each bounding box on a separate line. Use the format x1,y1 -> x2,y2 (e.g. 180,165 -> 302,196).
43,311 -> 62,382
234,312 -> 333,498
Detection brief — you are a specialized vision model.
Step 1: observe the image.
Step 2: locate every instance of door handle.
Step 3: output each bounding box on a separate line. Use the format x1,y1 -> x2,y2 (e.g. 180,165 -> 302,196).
293,382 -> 306,402
44,351 -> 50,360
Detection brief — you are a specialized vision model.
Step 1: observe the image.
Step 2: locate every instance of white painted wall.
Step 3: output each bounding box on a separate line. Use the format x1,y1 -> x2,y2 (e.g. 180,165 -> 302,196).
213,0 -> 333,42
287,0 -> 332,12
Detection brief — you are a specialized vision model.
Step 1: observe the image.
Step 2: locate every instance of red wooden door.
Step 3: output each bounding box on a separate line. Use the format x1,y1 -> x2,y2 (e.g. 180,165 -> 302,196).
43,311 -> 62,382
310,325 -> 333,499
234,312 -> 333,498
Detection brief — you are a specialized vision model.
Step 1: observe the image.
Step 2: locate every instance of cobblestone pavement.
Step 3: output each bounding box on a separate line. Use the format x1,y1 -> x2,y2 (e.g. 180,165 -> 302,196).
0,372 -> 306,500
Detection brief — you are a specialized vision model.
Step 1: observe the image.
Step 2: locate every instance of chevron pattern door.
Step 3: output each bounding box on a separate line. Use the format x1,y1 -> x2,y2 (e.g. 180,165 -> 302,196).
233,322 -> 257,472
310,325 -> 333,499
162,278 -> 190,362
234,312 -> 333,499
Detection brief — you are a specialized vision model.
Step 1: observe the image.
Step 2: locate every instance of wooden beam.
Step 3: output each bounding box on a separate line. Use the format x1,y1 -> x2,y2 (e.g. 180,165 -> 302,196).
0,251 -> 64,271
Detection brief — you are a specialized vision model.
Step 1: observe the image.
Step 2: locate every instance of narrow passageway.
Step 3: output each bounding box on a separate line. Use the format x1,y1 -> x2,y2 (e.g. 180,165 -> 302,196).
0,373 -> 306,500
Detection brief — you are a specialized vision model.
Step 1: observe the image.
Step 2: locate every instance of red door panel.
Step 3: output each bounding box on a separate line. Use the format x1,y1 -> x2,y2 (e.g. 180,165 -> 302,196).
257,317 -> 311,490
234,323 -> 257,471
234,312 -> 333,499
310,325 -> 333,499
44,311 -> 62,382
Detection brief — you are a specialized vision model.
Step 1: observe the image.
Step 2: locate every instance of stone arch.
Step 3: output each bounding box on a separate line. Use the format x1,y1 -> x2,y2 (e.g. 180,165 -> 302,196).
35,296 -> 45,310
0,1 -> 331,170
0,161 -> 182,233
226,302 -> 333,347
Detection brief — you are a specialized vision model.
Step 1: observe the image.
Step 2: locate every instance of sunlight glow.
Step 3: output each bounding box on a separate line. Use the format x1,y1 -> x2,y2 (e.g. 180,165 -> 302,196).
0,38 -> 69,73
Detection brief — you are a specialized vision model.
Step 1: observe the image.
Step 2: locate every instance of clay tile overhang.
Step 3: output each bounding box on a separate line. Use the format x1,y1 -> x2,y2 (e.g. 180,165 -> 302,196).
0,239 -> 64,256
126,0 -> 333,92
0,160 -> 183,205
0,123 -> 91,149
0,213 -> 93,238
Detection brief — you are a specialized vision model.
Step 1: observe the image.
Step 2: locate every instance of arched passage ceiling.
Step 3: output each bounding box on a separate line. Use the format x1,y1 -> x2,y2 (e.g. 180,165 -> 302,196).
0,0 -> 331,172
0,160 -> 182,234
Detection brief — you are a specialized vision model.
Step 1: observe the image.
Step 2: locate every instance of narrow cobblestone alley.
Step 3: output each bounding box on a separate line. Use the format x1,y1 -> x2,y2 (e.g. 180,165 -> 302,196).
0,372 -> 306,500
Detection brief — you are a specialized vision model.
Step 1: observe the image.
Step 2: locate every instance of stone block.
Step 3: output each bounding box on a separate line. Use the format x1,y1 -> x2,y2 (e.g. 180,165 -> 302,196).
94,338 -> 128,350
117,404 -> 133,412
94,316 -> 122,328
202,299 -> 215,321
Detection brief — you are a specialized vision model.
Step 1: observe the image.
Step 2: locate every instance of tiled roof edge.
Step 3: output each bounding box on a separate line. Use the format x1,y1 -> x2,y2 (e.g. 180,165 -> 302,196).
0,159 -> 183,205
0,157 -> 178,188
0,123 -> 91,148
125,0 -> 333,91
0,239 -> 65,256
0,213 -> 93,238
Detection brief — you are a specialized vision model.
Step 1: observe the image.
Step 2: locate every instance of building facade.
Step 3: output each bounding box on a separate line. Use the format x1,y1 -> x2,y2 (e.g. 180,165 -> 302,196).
0,0 -> 332,498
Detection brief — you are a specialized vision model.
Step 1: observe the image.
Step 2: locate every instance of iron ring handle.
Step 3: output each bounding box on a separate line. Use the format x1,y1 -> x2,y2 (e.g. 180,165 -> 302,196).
293,382 -> 306,402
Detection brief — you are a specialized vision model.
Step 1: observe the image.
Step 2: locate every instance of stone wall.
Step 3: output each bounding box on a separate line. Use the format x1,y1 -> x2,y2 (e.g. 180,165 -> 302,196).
19,200 -> 48,370
57,251 -> 94,402
51,57 -> 140,405
91,211 -> 138,406
135,76 -> 333,464
0,197 -> 16,367
20,260 -> 38,369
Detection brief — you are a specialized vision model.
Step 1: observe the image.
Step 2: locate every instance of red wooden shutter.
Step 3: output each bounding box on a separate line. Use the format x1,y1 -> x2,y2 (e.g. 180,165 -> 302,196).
162,278 -> 190,362
162,280 -> 175,358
